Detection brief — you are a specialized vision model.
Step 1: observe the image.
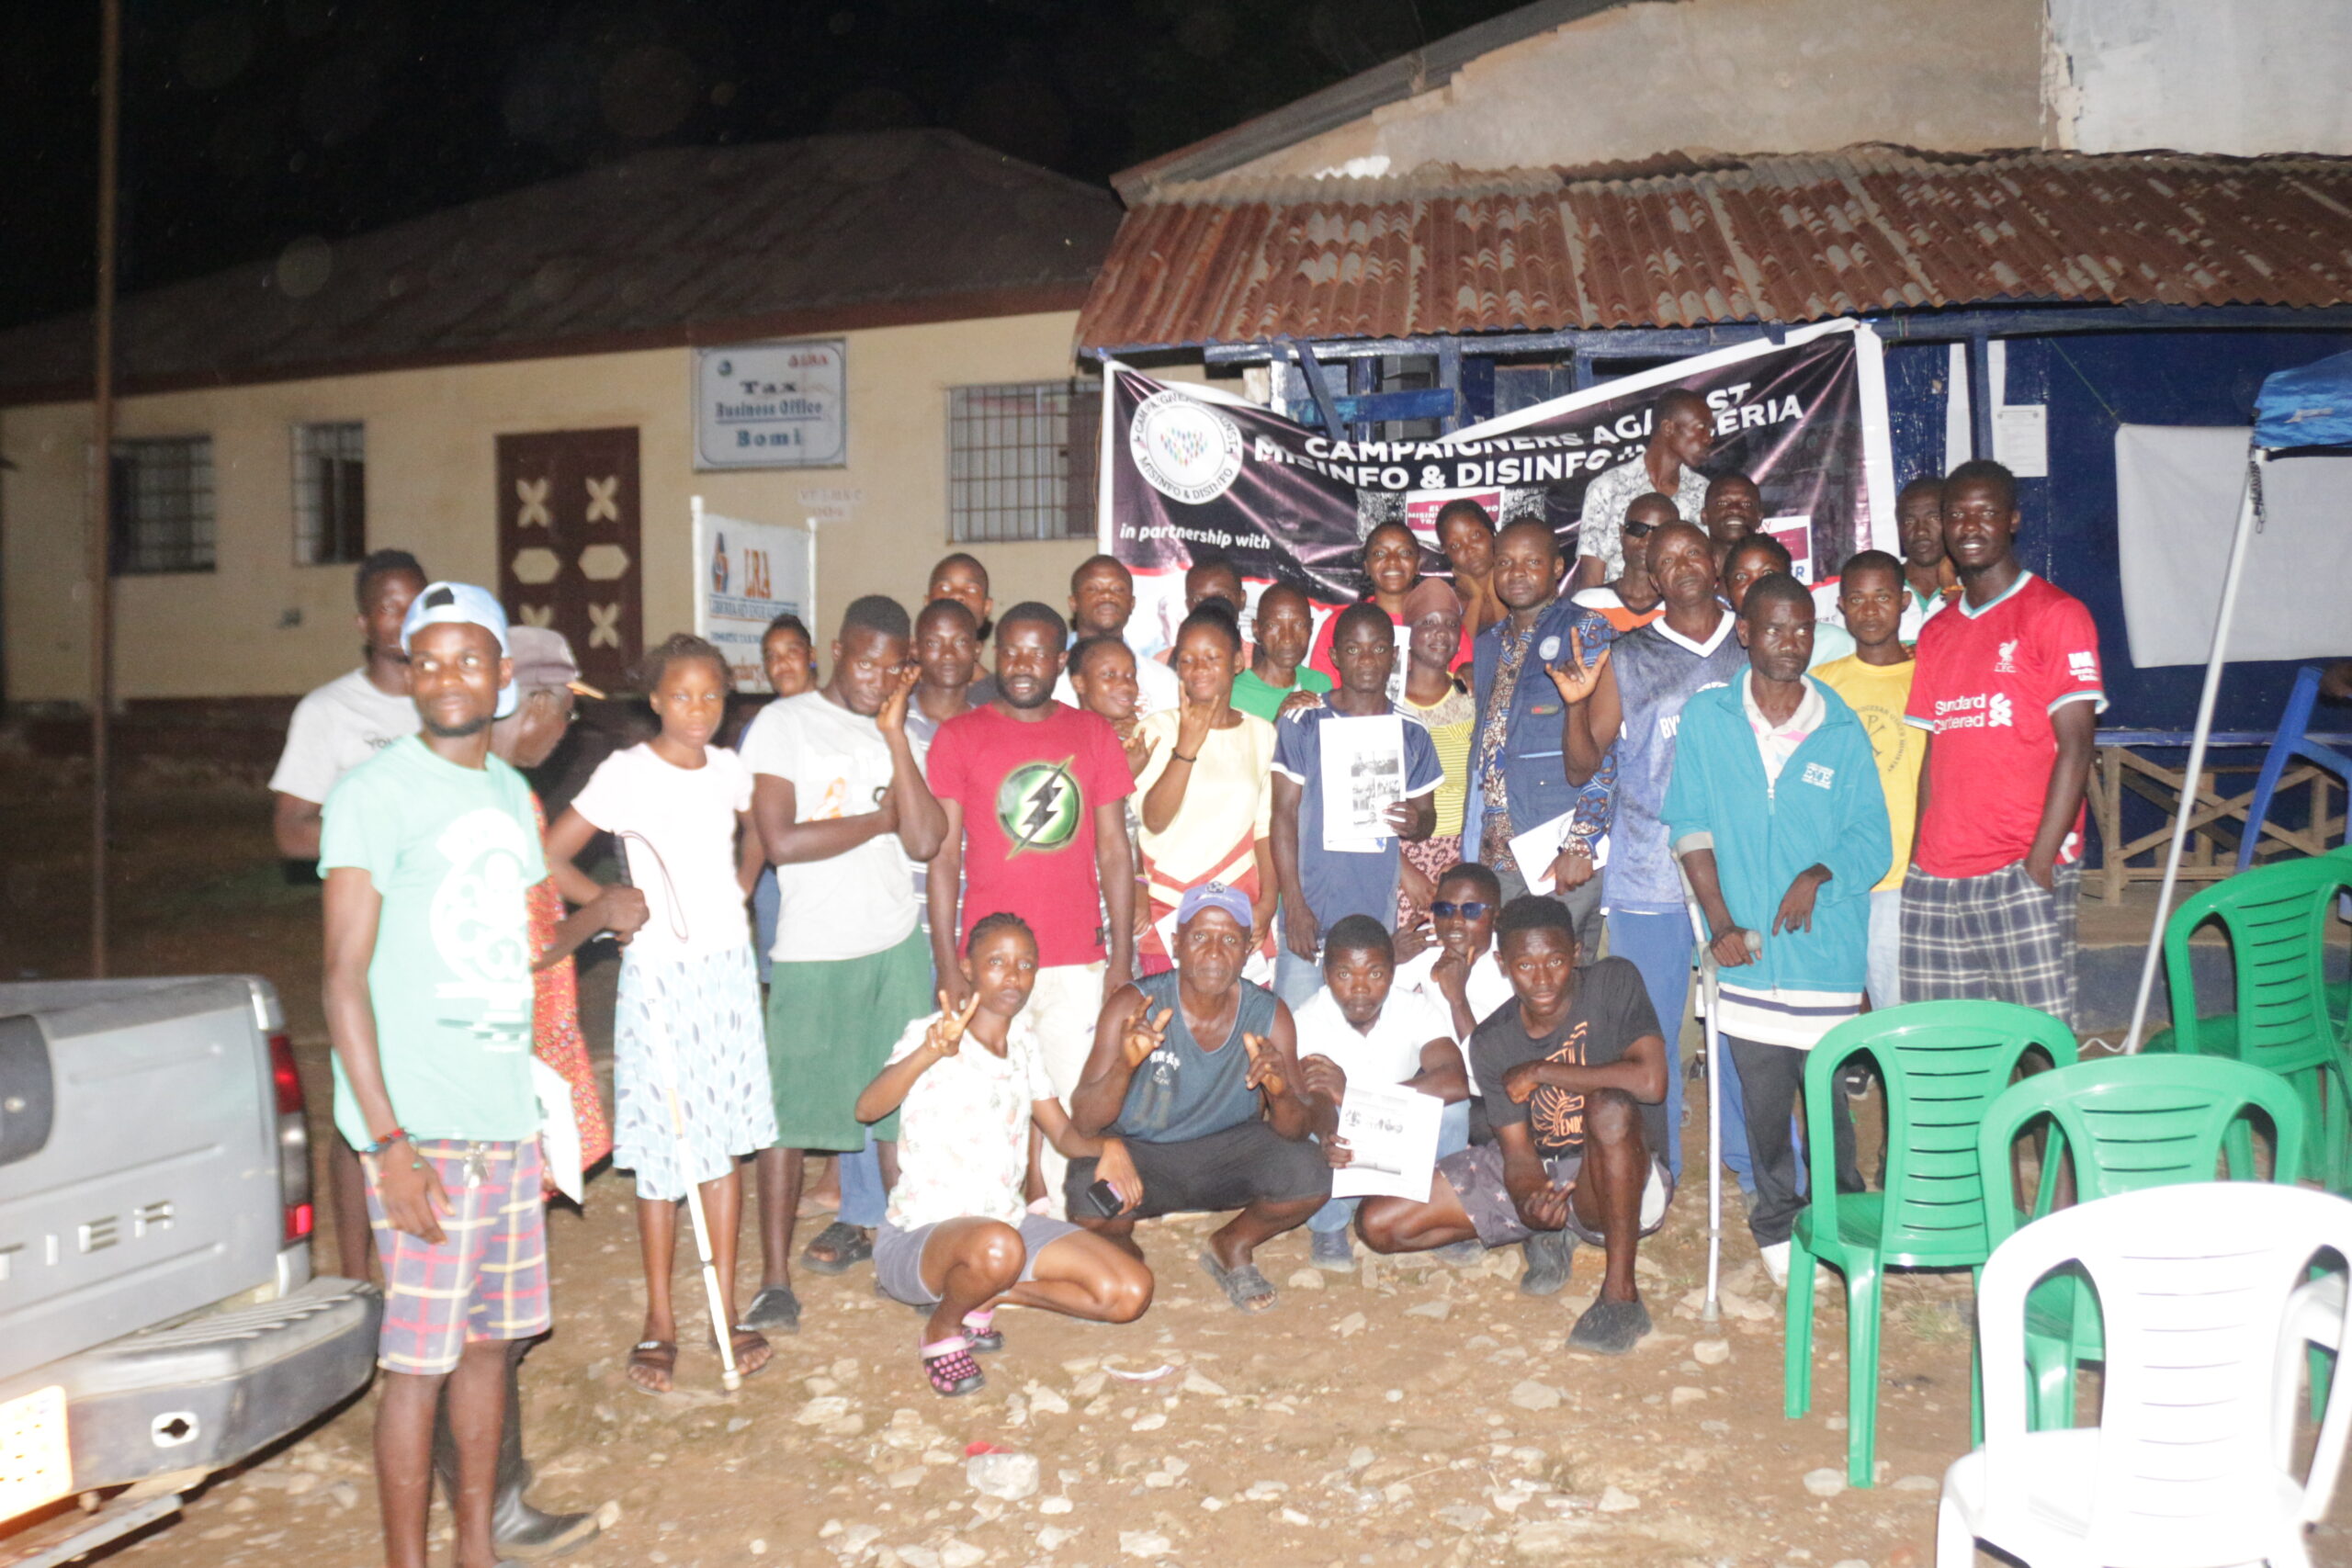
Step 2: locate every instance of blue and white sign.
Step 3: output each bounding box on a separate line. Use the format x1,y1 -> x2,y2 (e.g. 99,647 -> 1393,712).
694,339 -> 847,469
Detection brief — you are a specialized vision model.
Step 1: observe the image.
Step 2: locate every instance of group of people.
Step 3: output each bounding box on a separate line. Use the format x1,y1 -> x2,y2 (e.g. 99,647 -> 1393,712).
286,380 -> 2105,1568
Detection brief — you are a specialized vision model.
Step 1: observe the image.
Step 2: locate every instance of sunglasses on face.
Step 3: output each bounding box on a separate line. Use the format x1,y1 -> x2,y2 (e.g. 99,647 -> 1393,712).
1622,521 -> 1656,539
1430,899 -> 1491,919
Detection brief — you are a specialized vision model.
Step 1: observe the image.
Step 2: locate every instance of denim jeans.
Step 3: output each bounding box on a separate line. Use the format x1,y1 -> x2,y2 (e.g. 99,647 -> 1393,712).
1273,937 -> 1325,1010
836,1132 -> 886,1228
1867,886 -> 1903,1011
1603,899 -> 1758,1186
1309,1096 -> 1474,1233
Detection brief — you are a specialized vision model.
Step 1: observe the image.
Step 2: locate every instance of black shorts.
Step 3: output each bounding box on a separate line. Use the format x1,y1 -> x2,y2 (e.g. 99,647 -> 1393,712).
1065,1120 -> 1330,1219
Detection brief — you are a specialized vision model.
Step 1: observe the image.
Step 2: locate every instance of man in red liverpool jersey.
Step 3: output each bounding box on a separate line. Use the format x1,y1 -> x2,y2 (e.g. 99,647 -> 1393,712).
1899,460 -> 2105,1024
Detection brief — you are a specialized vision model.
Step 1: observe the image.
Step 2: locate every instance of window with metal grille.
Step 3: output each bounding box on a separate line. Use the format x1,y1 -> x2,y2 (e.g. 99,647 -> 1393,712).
946,380 -> 1099,544
108,436 -> 215,575
292,422 -> 367,565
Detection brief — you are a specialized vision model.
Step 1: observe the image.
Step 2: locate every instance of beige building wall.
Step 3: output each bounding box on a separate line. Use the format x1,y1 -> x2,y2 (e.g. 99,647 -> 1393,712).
1,310 -> 1101,703
1216,0 -> 2043,182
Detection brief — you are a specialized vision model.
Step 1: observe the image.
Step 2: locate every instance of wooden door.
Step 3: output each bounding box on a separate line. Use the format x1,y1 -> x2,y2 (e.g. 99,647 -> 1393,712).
495,427 -> 641,693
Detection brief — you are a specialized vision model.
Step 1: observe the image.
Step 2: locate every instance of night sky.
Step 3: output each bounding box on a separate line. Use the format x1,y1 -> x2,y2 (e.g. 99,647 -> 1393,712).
0,0 -> 1531,332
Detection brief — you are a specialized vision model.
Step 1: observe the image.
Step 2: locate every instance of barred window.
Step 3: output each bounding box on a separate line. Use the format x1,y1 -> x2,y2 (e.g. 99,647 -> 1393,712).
946,380 -> 1099,544
108,436 -> 215,575
292,421 -> 367,565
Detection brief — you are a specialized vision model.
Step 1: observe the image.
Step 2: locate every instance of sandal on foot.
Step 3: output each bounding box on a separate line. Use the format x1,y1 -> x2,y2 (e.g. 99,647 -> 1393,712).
1198,1250 -> 1277,1313
1520,1227 -> 1577,1296
961,1307 -> 1003,1353
723,1326 -> 774,1379
922,1336 -> 986,1396
1566,1296 -> 1652,1356
625,1340 -> 677,1395
802,1221 -> 874,1275
740,1285 -> 801,1335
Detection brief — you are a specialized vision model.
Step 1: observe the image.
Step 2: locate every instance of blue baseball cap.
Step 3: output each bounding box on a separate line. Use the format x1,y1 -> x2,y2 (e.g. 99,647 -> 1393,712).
400,581 -> 518,719
1176,881 -> 1252,931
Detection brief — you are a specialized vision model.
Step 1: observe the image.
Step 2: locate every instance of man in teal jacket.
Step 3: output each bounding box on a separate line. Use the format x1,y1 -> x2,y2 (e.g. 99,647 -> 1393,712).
1664,574 -> 1891,1286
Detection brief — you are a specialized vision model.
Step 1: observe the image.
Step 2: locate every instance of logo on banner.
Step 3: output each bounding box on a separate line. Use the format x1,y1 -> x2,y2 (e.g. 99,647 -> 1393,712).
1130,389 -> 1244,505
710,532 -> 730,594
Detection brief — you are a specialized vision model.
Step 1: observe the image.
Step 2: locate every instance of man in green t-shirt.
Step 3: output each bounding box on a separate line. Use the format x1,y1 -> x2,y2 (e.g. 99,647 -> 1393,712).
1229,582 -> 1332,721
322,581 -> 551,1568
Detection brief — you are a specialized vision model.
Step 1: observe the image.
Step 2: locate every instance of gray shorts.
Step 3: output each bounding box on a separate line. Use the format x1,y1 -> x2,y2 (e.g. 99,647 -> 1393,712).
874,1213 -> 1084,1307
1435,1143 -> 1674,1248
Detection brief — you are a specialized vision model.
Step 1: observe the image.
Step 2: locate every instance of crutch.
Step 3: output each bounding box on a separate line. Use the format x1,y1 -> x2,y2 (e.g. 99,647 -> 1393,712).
613,836 -> 741,1392
1692,937 -> 1724,1326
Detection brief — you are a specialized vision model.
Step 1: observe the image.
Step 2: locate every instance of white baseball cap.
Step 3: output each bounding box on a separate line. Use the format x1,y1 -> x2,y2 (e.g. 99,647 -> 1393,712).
400,581 -> 517,719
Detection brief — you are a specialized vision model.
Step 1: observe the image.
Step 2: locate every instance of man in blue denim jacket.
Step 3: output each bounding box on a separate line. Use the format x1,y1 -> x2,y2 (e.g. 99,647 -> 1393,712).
1463,517 -> 1617,952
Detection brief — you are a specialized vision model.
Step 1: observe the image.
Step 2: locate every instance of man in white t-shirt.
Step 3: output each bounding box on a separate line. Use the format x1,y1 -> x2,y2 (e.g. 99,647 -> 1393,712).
266,547 -> 427,1285
270,549 -> 428,860
1051,555 -> 1180,716
739,595 -> 947,1335
1293,916 -> 1472,1271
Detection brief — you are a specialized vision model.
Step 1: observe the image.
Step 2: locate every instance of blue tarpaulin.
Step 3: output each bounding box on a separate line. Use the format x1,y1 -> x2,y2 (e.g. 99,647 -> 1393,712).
2254,347 -> 2352,449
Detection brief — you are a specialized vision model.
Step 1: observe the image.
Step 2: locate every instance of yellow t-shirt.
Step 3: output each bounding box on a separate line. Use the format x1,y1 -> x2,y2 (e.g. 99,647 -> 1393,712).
1815,653 -> 1921,891
1134,708 -> 1277,886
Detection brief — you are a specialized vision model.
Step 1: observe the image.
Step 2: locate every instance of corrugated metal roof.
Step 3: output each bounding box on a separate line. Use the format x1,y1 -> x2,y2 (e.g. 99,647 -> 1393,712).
1076,147 -> 2352,352
0,130 -> 1123,405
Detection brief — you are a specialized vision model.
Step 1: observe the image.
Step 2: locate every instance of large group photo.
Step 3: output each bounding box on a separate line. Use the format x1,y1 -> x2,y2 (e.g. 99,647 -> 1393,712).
4,5 -> 2352,1568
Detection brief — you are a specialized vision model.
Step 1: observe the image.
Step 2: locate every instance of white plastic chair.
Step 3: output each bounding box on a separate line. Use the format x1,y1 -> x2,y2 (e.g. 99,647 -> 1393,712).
2278,1268 -> 2350,1517
1938,1183 -> 2352,1568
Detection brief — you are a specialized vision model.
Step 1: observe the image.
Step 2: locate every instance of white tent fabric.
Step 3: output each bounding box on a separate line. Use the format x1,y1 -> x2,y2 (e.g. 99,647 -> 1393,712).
2115,423 -> 2352,668
2123,354 -> 2352,1049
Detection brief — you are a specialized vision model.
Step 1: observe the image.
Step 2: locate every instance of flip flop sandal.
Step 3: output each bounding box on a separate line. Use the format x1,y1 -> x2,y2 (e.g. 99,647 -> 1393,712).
922,1336 -> 986,1396
801,1221 -> 874,1276
740,1284 -> 802,1334
723,1325 -> 774,1379
961,1307 -> 1004,1353
1197,1249 -> 1278,1314
625,1339 -> 677,1395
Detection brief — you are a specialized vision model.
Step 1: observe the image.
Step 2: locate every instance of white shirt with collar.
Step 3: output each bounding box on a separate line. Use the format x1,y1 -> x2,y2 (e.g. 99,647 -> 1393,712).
1292,985 -> 1455,1089
1392,945 -> 1513,1042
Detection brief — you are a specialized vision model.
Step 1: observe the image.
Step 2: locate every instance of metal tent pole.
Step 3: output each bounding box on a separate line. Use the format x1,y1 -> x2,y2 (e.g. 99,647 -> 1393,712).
2122,446 -> 2264,1051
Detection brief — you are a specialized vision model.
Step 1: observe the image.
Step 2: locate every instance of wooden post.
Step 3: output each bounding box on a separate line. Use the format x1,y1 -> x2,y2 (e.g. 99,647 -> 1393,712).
87,0 -> 121,977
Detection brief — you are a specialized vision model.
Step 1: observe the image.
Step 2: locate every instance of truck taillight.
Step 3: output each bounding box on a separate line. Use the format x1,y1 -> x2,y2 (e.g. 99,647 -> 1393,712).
267,1032 -> 314,1245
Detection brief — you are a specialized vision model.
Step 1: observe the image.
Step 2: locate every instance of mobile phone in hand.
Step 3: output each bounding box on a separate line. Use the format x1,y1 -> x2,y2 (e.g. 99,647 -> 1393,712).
1077,1178 -> 1124,1218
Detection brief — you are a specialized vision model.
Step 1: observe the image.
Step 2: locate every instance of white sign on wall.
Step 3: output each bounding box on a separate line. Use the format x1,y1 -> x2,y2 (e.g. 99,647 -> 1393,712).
692,497 -> 817,691
694,340 -> 846,469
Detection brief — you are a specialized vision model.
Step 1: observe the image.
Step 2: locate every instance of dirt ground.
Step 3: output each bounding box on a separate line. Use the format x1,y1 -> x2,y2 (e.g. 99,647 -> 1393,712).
7,761 -> 2349,1568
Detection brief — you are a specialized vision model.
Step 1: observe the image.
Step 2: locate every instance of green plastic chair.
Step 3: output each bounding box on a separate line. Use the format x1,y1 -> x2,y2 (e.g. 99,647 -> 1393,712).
1975,1054 -> 2308,1431
1786,1000 -> 2077,1488
2142,854 -> 2352,1191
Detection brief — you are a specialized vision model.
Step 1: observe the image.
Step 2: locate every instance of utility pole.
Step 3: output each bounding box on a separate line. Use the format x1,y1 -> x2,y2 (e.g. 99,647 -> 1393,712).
88,0 -> 122,977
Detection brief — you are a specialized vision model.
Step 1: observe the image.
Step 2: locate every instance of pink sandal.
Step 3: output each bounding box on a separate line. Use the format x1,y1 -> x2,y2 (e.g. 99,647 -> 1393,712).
922,1336 -> 985,1396
961,1307 -> 1003,1353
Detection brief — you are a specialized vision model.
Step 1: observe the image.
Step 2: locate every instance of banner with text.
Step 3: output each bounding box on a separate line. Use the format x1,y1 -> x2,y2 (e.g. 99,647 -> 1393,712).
691,497 -> 817,691
1100,318 -> 1893,650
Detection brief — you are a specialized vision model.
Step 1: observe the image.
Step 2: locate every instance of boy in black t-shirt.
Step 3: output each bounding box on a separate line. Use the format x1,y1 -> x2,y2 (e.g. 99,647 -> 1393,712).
1357,897 -> 1671,1353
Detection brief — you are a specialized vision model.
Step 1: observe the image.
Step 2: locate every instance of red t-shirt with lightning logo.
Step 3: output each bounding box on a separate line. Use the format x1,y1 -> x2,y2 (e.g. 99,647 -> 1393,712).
926,703 -> 1136,967
1904,571 -> 2107,879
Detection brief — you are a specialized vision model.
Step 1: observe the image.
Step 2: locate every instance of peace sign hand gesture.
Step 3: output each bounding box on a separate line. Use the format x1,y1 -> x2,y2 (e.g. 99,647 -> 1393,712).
1120,1005 -> 1172,1071
923,987 -> 983,1059
1552,639 -> 1609,709
1544,640 -> 1611,706
1242,1031 -> 1286,1098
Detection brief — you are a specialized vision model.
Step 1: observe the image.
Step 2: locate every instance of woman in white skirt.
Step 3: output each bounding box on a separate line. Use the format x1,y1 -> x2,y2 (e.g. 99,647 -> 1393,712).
548,633 -> 778,1393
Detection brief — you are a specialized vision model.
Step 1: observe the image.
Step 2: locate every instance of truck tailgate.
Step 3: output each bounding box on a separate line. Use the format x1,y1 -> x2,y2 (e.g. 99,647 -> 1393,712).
0,978 -> 285,1385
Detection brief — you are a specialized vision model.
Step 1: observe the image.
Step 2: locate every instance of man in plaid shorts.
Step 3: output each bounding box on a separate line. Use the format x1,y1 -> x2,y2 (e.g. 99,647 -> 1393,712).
1901,460 -> 2106,1024
322,581 -> 555,1568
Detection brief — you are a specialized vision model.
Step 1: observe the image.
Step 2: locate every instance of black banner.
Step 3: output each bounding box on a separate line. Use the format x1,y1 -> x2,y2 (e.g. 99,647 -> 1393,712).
1102,321 -> 1891,651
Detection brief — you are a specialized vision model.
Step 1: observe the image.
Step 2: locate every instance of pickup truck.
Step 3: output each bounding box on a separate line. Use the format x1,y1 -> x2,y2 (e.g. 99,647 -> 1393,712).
0,976 -> 379,1566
